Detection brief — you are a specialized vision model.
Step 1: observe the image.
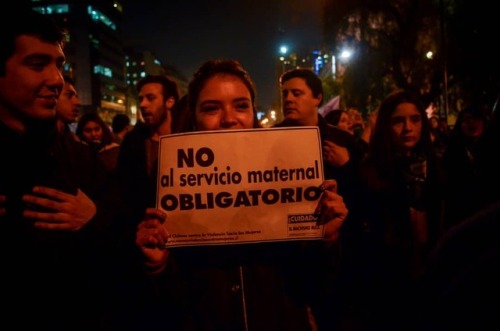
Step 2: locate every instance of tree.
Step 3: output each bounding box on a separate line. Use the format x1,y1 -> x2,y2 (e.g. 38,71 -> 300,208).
321,0 -> 442,116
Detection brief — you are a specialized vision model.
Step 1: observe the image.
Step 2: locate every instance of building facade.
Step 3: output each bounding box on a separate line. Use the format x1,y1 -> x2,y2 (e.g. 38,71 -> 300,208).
32,0 -> 128,124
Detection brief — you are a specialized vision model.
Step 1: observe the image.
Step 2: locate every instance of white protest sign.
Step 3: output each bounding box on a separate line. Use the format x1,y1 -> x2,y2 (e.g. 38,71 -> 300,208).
156,127 -> 325,247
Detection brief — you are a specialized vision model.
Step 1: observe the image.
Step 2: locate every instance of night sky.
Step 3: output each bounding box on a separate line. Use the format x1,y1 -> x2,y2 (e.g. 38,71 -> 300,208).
121,0 -> 323,110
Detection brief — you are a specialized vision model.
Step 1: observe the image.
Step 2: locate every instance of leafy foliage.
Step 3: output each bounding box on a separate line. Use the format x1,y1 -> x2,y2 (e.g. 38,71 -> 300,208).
320,0 -> 498,120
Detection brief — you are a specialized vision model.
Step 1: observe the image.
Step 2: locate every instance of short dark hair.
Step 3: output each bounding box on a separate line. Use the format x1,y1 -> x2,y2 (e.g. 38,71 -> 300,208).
136,74 -> 180,105
112,114 -> 131,133
279,68 -> 323,106
0,6 -> 65,76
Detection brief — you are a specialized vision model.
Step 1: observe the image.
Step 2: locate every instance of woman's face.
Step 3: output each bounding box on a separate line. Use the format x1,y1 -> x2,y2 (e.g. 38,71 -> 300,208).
337,112 -> 354,134
82,120 -> 103,143
429,117 -> 439,129
195,74 -> 254,131
390,102 -> 422,155
461,113 -> 484,139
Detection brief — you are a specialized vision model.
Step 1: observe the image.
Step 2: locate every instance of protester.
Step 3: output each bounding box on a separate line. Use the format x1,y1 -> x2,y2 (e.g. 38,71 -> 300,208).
428,115 -> 448,159
55,74 -> 81,141
109,74 -> 181,330
413,198 -> 500,330
324,108 -> 354,134
0,6 -> 109,329
413,98 -> 500,330
115,74 -> 179,231
76,112 -> 121,174
441,104 -> 491,229
111,113 -> 132,144
135,59 -> 348,330
347,107 -> 365,138
275,68 -> 363,206
340,89 -> 445,330
274,68 -> 366,329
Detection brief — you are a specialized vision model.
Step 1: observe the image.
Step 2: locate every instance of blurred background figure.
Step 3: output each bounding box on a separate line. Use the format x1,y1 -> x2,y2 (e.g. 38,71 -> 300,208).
107,74 -> 180,330
347,107 -> 365,138
111,113 -> 132,145
324,109 -> 354,135
55,75 -> 81,142
414,102 -> 500,330
441,105 -> 491,230
77,112 -> 120,174
428,115 -> 449,159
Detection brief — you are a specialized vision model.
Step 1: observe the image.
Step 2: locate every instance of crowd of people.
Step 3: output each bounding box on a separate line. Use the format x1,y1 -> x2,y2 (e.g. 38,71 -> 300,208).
1,6 -> 499,331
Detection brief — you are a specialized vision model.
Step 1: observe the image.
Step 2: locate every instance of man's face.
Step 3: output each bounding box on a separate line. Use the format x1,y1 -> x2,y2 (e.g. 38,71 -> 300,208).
0,35 -> 65,129
281,77 -> 321,126
56,82 -> 80,124
138,82 -> 169,128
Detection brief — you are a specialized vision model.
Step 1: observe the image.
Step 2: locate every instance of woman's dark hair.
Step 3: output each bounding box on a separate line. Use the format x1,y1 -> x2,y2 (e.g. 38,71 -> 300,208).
448,105 -> 489,143
76,112 -> 114,146
368,90 -> 432,174
324,109 -> 345,126
187,59 -> 260,129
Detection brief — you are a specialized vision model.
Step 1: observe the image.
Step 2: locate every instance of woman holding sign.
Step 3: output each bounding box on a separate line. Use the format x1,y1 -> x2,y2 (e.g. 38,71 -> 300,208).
135,59 -> 348,330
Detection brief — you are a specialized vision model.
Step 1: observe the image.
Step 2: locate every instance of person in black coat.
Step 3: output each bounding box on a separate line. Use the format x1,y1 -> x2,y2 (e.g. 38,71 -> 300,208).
0,6 -> 110,330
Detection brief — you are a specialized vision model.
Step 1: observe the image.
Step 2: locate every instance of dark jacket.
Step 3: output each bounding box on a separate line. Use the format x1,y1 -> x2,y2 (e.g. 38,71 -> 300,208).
414,199 -> 500,330
274,115 -> 363,211
339,152 -> 444,331
0,119 -> 109,330
153,241 -> 330,331
110,124 -> 186,330
118,124 -> 338,330
273,115 -> 358,329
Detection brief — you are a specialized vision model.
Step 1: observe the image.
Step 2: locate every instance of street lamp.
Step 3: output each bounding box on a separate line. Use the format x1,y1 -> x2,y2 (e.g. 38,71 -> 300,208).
279,45 -> 289,74
339,49 -> 353,61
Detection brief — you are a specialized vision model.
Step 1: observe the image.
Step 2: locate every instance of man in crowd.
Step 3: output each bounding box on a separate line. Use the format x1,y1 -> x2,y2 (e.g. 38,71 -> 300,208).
274,68 -> 362,329
56,74 -> 81,141
0,6 -> 109,329
111,113 -> 132,144
109,74 -> 181,329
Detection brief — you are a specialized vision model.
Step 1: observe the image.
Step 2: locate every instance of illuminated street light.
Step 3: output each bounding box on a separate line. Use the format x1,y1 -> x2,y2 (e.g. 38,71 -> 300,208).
279,46 -> 288,55
270,110 -> 276,120
339,49 -> 353,61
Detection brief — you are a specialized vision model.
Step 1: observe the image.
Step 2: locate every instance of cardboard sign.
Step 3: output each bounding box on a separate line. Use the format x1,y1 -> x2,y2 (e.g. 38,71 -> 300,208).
156,127 -> 325,247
